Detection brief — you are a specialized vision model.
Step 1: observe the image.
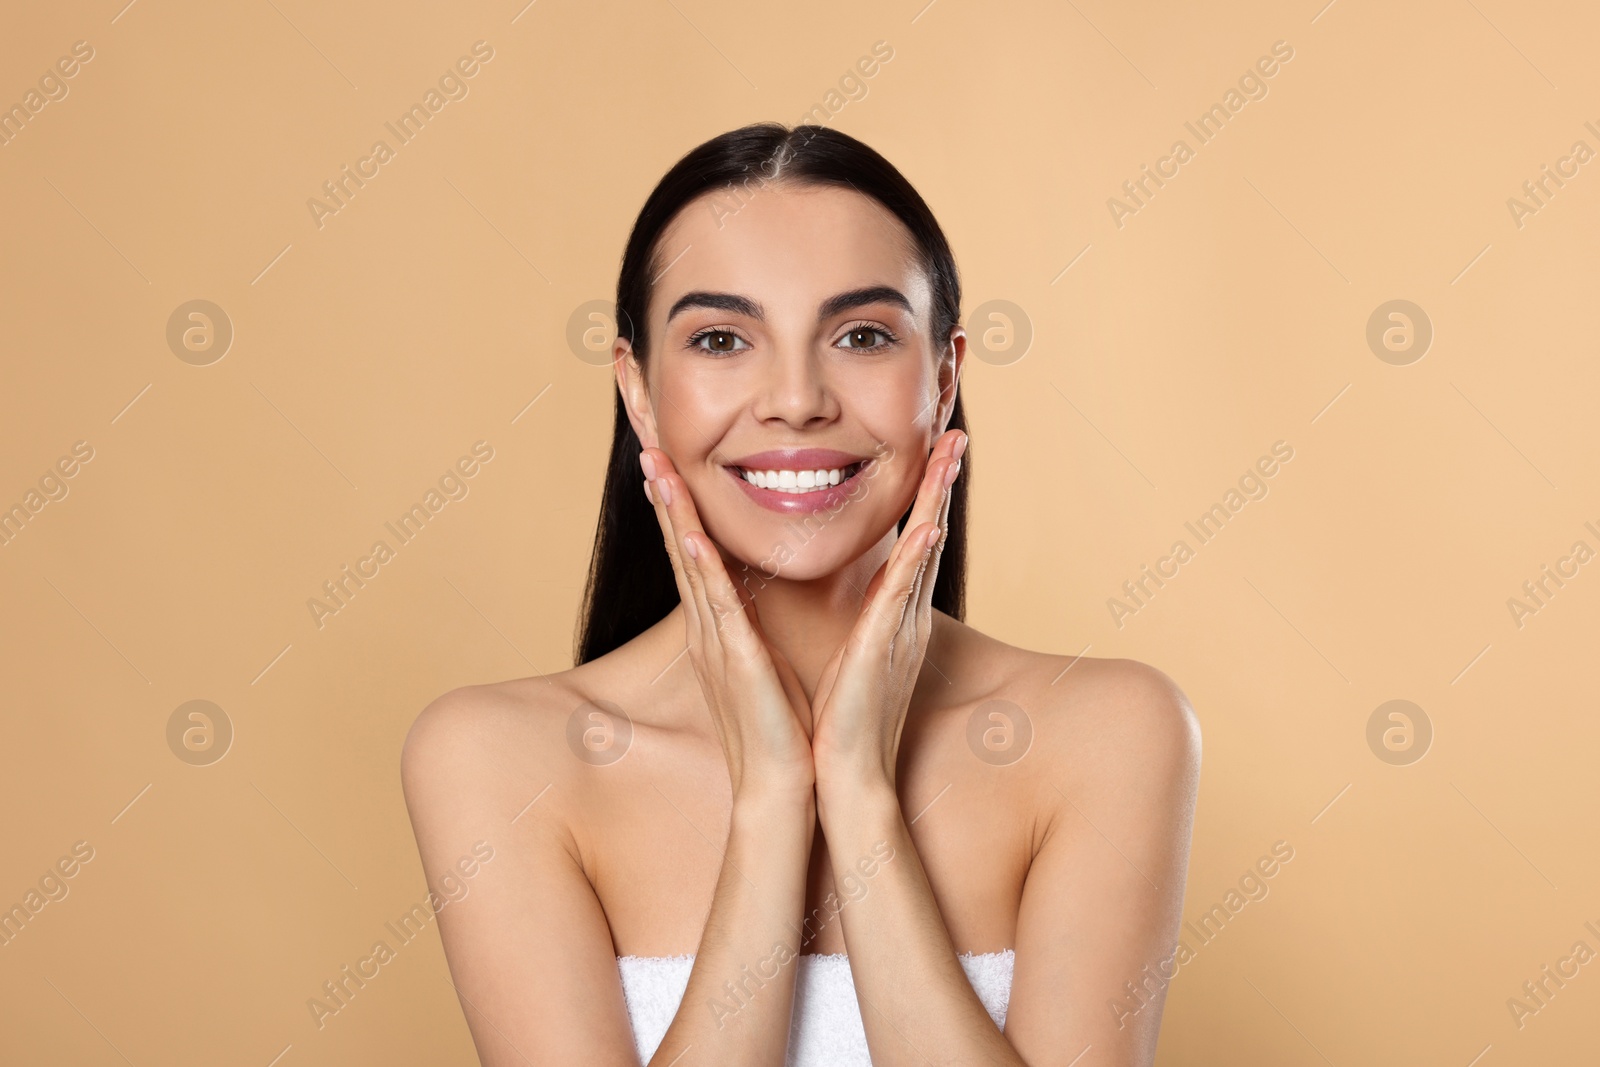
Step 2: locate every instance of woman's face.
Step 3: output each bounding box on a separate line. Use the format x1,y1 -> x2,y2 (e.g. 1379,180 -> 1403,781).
617,181 -> 964,582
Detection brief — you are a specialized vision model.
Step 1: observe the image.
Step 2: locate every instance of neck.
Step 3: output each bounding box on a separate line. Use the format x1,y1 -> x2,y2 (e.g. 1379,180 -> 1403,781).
729,530 -> 896,699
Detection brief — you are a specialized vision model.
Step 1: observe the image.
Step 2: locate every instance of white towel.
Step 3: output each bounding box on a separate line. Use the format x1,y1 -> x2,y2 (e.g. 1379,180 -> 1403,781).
616,950 -> 1014,1065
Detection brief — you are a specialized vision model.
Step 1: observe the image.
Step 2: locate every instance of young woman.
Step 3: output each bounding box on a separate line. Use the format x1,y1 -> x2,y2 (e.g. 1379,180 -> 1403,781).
402,122 -> 1201,1067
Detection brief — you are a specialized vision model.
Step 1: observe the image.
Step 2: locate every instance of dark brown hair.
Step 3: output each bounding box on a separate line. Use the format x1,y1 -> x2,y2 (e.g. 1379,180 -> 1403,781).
576,122 -> 969,664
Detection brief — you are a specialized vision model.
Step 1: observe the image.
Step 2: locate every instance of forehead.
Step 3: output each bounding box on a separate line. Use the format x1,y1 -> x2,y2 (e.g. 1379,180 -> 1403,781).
651,182 -> 929,322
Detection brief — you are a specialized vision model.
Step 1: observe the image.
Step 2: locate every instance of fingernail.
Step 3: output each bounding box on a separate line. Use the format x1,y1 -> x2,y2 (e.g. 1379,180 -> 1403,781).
683,533 -> 698,560
640,451 -> 657,480
943,458 -> 961,487
953,433 -> 968,461
643,478 -> 654,504
925,526 -> 940,550
658,478 -> 674,506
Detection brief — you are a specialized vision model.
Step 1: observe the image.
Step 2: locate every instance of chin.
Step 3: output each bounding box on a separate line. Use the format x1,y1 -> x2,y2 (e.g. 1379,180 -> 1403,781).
704,512 -> 889,585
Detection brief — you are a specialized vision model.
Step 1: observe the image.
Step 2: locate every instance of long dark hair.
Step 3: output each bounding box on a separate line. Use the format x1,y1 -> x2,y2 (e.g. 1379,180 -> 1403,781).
575,122 -> 970,665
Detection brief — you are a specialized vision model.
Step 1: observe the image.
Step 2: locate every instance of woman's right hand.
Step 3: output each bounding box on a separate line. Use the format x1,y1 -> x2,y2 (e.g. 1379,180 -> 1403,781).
640,446 -> 816,802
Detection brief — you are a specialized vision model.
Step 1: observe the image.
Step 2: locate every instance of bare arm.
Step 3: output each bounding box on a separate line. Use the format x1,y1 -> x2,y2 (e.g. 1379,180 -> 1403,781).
817,776 -> 1025,1065
402,690 -> 818,1066
401,689 -> 642,1066
1005,662 -> 1202,1066
633,446 -> 824,1065
807,430 -> 1024,1063
818,661 -> 1200,1067
804,420 -> 1201,1064
403,447 -> 822,1064
648,788 -> 815,1065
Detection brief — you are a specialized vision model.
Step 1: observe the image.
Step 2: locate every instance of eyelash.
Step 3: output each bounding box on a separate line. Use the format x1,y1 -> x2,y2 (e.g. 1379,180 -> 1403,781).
838,322 -> 901,350
683,321 -> 901,355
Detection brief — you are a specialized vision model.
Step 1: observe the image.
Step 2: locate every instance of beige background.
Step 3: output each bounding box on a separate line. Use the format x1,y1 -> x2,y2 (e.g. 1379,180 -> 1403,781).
2,0 -> 1597,1063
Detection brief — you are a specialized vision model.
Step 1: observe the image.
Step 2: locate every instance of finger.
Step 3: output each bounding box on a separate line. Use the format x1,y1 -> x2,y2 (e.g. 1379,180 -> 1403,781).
878,436 -> 964,665
885,430 -> 964,576
862,428 -> 964,609
860,556 -> 891,605
682,528 -> 765,656
924,432 -> 964,593
640,446 -> 704,632
894,430 -> 962,564
743,585 -> 775,646
936,429 -> 964,532
647,452 -> 773,666
857,519 -> 940,651
808,640 -> 846,730
644,449 -> 727,647
906,430 -> 964,587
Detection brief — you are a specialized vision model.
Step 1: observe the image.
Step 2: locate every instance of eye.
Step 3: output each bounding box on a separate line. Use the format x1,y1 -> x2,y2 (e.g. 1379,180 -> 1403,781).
836,323 -> 899,351
685,327 -> 750,355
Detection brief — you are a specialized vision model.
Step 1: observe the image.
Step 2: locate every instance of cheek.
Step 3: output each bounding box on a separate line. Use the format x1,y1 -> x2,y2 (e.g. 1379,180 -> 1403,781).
653,367 -> 733,455
857,399 -> 935,473
857,355 -> 938,424
878,454 -> 928,519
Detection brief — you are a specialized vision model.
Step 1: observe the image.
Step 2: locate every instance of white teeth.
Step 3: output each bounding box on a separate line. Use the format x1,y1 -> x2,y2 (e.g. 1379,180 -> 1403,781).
741,464 -> 859,493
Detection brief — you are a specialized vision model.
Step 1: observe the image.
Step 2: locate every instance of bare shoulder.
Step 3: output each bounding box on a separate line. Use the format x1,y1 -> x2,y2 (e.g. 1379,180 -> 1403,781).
397,666 -> 655,1065
404,675 -> 560,772
940,618 -> 1200,786
399,670 -> 598,825
1030,653 -> 1202,821
1052,656 -> 1199,758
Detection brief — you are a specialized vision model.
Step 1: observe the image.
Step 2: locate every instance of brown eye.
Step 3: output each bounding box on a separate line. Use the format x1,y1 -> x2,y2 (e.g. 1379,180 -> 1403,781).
687,328 -> 749,354
838,325 -> 896,350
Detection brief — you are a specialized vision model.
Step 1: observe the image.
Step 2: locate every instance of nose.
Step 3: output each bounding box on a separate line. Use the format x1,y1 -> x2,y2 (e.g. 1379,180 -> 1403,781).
752,342 -> 839,429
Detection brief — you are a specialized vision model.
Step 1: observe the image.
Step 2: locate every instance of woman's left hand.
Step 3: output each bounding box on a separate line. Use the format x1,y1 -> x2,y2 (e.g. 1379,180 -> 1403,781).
809,428 -> 967,798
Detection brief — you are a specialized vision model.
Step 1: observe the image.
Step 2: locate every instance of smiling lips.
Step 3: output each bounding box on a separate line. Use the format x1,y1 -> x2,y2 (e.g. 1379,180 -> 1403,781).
723,448 -> 875,513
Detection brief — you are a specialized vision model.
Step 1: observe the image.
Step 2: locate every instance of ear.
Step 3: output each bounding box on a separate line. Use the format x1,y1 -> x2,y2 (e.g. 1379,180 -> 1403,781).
614,337 -> 659,449
932,325 -> 967,439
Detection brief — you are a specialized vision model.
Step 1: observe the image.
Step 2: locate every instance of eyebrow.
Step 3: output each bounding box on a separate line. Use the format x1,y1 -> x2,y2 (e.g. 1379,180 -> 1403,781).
664,285 -> 914,325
